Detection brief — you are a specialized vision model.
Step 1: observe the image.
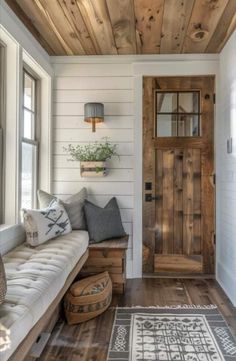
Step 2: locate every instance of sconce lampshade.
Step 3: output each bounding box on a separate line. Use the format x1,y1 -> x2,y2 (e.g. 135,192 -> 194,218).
84,102 -> 104,132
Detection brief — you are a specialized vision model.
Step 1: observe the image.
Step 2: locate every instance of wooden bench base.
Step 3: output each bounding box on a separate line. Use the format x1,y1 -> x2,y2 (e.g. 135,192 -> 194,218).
81,236 -> 128,294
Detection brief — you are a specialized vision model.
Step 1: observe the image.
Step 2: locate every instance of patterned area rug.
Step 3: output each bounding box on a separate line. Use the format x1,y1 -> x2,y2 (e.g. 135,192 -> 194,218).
107,306 -> 236,361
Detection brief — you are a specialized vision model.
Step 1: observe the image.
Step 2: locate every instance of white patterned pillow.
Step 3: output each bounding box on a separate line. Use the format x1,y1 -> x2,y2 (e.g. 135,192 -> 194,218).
23,202 -> 72,246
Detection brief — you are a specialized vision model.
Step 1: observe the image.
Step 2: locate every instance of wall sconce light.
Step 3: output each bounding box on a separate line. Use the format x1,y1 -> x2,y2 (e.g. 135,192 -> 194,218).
84,102 -> 104,132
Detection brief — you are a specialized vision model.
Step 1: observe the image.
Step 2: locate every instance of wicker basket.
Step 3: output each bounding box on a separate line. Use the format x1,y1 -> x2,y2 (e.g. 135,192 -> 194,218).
64,271 -> 112,324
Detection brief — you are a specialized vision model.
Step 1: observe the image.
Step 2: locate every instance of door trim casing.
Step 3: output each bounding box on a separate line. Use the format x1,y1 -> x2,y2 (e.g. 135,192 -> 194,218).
132,59 -> 219,279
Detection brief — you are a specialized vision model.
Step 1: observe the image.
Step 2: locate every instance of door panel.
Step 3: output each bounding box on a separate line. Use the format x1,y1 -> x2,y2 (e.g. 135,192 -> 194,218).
143,76 -> 215,275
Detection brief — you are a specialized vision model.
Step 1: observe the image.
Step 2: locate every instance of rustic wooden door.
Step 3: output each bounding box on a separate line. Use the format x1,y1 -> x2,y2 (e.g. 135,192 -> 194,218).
143,76 -> 215,275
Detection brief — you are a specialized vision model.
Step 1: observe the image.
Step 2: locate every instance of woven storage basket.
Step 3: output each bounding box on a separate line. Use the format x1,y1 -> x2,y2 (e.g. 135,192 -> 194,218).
64,271 -> 112,324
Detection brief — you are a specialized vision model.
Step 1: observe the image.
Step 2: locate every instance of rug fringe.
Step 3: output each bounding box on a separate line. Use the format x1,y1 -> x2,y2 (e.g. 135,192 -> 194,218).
112,304 -> 217,310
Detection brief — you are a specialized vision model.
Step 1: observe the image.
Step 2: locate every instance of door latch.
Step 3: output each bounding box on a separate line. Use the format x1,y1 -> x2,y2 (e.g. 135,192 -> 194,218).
145,194 -> 159,202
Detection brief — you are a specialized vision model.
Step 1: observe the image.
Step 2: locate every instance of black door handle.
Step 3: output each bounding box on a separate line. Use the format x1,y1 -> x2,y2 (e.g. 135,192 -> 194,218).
145,194 -> 159,202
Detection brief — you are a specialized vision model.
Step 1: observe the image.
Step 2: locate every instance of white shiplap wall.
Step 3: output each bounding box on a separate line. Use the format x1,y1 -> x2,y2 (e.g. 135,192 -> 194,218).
53,60 -> 134,276
216,30 -> 236,306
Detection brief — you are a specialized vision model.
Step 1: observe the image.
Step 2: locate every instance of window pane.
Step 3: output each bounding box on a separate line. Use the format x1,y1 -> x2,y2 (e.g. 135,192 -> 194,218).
178,114 -> 199,136
157,114 -> 177,137
156,92 -> 177,113
21,142 -> 37,209
24,73 -> 35,111
23,109 -> 34,139
178,92 -> 199,113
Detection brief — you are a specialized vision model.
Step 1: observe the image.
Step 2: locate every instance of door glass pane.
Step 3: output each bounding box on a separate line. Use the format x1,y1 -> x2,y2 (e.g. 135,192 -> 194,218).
157,114 -> 177,136
21,142 -> 36,209
156,92 -> 177,113
23,109 -> 34,139
24,73 -> 35,111
178,114 -> 199,136
179,92 -> 199,113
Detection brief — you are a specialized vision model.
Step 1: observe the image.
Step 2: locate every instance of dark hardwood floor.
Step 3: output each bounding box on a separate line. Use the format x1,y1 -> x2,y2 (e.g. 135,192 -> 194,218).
39,278 -> 236,361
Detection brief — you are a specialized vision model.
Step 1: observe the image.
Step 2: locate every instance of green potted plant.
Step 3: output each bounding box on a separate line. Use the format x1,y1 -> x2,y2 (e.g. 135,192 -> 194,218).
64,138 -> 119,177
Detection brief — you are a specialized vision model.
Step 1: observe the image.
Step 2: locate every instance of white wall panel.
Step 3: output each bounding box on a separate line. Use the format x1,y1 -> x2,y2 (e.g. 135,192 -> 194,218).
53,168 -> 133,182
54,116 -> 133,129
216,30 -> 236,306
54,142 -> 133,156
54,102 -> 133,116
54,76 -> 132,90
54,129 -> 133,142
54,155 -> 133,169
52,58 -> 134,277
54,90 -> 133,103
54,63 -> 132,77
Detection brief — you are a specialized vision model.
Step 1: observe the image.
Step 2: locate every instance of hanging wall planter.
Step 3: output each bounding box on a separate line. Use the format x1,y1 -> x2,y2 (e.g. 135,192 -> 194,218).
63,138 -> 118,178
80,161 -> 106,177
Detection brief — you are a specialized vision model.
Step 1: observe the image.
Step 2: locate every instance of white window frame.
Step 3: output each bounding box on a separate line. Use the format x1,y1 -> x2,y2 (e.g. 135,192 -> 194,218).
0,42 -> 6,224
19,67 -> 40,211
0,26 -> 52,225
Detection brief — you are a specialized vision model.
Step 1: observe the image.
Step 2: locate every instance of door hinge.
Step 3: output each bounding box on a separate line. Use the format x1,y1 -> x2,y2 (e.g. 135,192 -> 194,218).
213,93 -> 216,104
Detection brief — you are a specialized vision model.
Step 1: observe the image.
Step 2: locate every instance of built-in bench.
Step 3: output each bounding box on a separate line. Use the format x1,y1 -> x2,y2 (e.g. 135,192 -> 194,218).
81,235 -> 128,294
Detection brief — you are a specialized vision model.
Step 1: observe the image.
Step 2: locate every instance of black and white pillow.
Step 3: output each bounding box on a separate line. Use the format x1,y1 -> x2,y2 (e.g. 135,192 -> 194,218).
84,197 -> 126,244
23,201 -> 72,247
37,188 -> 87,230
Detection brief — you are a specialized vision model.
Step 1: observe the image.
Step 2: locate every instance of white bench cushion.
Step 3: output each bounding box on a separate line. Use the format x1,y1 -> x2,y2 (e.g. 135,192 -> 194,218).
0,230 -> 89,361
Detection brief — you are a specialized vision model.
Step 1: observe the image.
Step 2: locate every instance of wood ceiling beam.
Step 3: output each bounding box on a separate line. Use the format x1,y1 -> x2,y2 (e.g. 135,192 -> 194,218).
206,0 -> 236,53
36,0 -> 86,55
76,0 -> 117,55
106,0 -> 137,55
134,0 -> 165,54
182,0 -> 230,53
160,0 -> 195,54
56,0 -> 97,55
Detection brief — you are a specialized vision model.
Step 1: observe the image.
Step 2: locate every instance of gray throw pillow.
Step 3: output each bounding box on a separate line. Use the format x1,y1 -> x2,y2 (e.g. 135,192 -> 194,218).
84,197 -> 126,243
37,188 -> 87,230
0,253 -> 7,305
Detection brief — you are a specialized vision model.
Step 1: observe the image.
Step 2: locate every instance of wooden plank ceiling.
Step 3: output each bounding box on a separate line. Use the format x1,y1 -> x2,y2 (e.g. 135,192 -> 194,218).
5,0 -> 236,55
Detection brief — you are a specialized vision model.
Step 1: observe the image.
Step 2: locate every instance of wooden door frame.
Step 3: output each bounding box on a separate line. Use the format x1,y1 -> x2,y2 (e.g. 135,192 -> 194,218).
142,76 -> 215,275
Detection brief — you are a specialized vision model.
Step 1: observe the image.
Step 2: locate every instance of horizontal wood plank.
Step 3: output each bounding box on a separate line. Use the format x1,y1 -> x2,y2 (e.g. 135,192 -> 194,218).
54,128 -> 133,142
54,76 -> 133,90
54,102 -> 134,116
53,141 -> 133,155
54,89 -> 133,103
53,155 -> 133,169
53,168 -> 133,183
54,63 -> 132,76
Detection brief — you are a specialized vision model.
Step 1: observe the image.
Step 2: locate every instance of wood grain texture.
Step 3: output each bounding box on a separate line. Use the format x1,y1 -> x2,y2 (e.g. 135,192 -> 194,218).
76,0 -> 117,55
142,77 -> 156,272
206,0 -> 236,52
56,0 -> 97,55
143,76 -> 215,275
134,0 -> 164,54
37,278 -> 236,361
106,0 -> 137,54
182,0 -> 230,53
160,0 -> 195,54
155,255 -> 203,273
5,0 -> 236,54
80,238 -> 128,294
